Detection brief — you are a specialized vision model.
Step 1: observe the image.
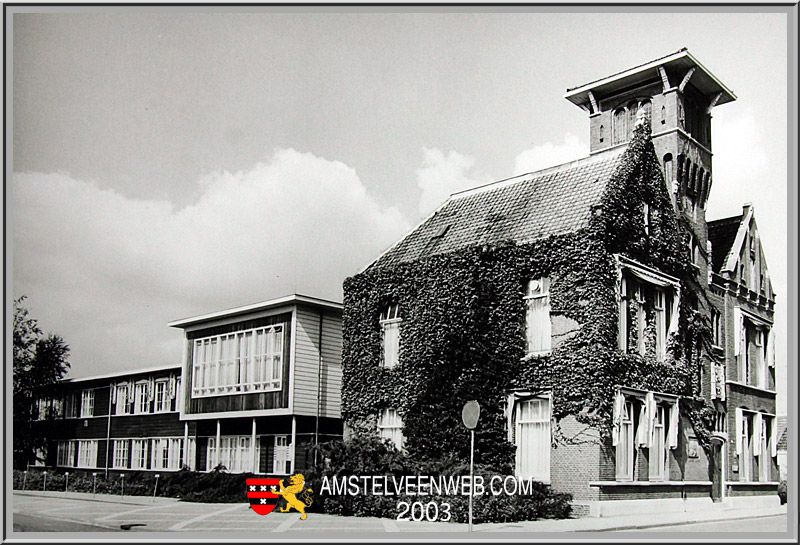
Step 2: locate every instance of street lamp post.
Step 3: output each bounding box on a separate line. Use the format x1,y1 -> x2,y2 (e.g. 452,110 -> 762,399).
65,472 -> 69,492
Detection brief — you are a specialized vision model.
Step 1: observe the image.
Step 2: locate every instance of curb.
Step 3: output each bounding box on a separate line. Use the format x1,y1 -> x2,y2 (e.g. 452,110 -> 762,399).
14,490 -> 178,507
575,512 -> 787,533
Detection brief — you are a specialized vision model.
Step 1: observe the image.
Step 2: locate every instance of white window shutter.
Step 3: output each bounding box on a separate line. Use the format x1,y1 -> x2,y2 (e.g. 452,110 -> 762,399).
735,408 -> 743,455
645,392 -> 656,448
110,382 -> 116,404
668,399 -> 679,449
506,394 -> 516,442
767,330 -> 776,369
770,417 -> 778,457
636,402 -> 649,447
733,306 -> 742,356
618,276 -> 628,351
753,413 -> 763,456
612,390 -> 624,446
710,363 -> 717,400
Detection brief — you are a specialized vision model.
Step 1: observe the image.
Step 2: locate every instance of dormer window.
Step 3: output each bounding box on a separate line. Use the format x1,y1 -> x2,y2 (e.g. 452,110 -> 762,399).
380,304 -> 401,368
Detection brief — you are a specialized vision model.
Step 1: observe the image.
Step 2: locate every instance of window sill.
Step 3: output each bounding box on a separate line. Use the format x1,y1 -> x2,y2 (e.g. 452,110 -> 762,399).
725,381 -> 776,395
192,386 -> 281,398
522,351 -> 551,360
727,481 -> 780,487
589,481 -> 712,487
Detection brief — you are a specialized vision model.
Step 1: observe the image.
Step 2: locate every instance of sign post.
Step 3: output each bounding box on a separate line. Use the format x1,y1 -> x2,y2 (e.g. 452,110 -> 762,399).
461,400 -> 480,533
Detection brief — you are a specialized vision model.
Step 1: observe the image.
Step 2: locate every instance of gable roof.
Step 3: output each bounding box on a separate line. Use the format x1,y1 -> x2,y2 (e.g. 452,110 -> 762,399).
708,214 -> 742,273
366,147 -> 625,271
777,415 -> 788,452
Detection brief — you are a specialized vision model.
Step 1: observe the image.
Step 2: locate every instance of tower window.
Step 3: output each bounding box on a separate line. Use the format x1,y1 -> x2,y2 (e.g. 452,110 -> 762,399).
612,99 -> 652,145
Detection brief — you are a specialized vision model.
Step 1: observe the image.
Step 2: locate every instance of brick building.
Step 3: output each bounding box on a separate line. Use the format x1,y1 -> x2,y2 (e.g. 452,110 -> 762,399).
341,49 -> 780,516
31,294 -> 344,476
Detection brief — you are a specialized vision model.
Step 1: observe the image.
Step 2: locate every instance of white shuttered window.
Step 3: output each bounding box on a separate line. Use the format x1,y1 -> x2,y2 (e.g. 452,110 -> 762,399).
377,408 -> 404,450
515,398 -> 551,482
524,278 -> 551,355
380,305 -> 401,368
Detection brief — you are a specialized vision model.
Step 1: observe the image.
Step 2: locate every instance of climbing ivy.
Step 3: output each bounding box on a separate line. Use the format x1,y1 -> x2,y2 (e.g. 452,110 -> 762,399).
342,121 -> 716,472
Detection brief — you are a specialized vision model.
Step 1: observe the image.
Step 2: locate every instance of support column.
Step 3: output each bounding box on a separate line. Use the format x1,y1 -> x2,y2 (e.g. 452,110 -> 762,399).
216,419 -> 221,470
183,422 -> 189,469
290,416 -> 297,474
251,418 -> 257,474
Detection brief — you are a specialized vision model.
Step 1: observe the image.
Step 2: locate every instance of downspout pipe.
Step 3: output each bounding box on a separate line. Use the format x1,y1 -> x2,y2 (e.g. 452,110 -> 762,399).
105,385 -> 112,478
315,310 -> 323,465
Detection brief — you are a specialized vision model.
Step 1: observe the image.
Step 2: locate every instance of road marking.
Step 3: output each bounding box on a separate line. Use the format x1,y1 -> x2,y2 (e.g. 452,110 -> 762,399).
169,503 -> 244,531
273,514 -> 298,532
96,503 -> 167,522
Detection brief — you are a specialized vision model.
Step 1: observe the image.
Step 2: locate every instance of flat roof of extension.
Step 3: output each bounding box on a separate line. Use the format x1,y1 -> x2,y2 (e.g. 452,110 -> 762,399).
61,363 -> 181,384
168,293 -> 343,329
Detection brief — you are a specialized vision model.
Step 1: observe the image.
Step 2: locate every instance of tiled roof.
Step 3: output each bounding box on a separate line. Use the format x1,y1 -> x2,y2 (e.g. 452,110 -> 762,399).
367,148 -> 625,271
777,415 -> 788,452
708,215 -> 742,273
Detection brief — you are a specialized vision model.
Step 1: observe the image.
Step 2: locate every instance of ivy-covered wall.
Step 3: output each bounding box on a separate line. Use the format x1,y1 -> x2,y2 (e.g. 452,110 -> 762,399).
342,122 -> 715,474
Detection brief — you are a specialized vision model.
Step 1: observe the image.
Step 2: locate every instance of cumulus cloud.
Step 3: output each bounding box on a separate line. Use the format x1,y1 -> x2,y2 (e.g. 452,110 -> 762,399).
12,149 -> 410,377
512,134 -> 588,176
416,148 -> 485,217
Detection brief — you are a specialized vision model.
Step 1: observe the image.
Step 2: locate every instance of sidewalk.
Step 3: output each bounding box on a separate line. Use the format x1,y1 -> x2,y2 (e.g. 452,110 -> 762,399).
482,504 -> 787,533
12,490 -> 788,533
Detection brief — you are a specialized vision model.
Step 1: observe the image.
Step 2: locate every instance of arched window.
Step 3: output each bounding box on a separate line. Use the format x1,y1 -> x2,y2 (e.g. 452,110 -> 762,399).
663,154 -> 673,183
613,108 -> 627,145
599,124 -> 604,143
612,99 -> 652,145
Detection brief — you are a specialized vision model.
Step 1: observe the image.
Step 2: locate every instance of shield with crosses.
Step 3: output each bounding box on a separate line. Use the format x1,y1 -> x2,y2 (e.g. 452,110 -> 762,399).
246,478 -> 282,515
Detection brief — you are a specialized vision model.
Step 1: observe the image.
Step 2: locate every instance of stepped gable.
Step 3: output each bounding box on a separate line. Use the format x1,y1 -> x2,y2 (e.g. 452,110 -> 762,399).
708,214 -> 743,273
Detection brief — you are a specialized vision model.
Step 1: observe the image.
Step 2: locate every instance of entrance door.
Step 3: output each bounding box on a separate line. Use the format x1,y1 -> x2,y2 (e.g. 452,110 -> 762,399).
710,438 -> 724,502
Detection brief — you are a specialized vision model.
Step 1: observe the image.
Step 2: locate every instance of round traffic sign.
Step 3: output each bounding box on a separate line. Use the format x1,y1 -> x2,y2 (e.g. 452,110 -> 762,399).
462,400 -> 480,429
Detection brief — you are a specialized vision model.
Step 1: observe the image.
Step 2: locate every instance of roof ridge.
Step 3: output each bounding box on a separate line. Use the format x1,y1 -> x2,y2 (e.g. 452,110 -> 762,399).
450,146 -> 625,201
708,214 -> 743,226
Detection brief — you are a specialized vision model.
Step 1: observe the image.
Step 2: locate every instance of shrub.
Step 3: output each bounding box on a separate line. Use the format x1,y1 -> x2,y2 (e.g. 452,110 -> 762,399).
778,480 -> 786,505
304,436 -> 572,522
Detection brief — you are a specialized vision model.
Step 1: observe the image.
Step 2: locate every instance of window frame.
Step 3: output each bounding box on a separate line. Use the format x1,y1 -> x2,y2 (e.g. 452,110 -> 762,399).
79,389 -> 95,418
524,277 -> 552,356
379,304 -> 402,369
154,379 -> 170,413
513,394 -> 552,483
615,256 -> 681,361
377,407 -> 404,451
76,440 -> 98,468
191,325 -> 285,398
134,381 -> 149,415
113,439 -> 129,469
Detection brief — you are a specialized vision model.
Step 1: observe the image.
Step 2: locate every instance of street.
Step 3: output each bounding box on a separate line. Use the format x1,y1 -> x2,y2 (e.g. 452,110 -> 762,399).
10,491 -> 790,535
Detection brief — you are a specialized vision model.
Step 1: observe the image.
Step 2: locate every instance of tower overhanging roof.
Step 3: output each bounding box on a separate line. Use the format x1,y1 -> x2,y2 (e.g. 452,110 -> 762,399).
564,48 -> 737,110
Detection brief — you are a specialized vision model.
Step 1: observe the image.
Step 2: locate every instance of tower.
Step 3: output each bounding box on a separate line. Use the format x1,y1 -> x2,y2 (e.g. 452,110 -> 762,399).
564,48 -> 737,287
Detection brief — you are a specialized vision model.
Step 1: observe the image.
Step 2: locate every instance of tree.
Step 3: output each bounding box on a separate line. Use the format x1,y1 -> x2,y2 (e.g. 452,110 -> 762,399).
13,296 -> 70,469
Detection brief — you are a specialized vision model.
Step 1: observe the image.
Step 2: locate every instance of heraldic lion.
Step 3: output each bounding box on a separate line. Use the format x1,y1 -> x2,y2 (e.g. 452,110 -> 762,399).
278,474 -> 314,520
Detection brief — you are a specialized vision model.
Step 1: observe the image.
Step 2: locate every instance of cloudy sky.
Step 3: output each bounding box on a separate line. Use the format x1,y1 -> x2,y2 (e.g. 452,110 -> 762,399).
9,10 -> 791,411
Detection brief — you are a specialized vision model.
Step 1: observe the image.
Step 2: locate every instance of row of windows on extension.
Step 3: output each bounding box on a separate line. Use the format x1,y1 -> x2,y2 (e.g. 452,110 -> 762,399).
51,434 -> 295,475
36,377 -> 182,420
